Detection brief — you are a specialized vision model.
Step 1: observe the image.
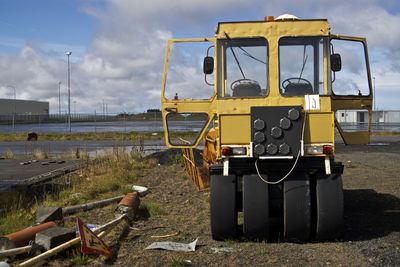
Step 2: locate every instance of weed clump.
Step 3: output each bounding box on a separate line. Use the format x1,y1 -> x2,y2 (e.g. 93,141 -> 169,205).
2,149 -> 15,159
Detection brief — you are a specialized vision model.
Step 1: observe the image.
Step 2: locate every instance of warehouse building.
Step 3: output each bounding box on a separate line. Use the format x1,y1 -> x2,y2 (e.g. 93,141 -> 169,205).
0,99 -> 49,115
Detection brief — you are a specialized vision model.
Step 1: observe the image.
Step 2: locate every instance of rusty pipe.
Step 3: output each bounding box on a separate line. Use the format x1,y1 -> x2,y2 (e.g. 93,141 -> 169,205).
118,192 -> 140,210
1,221 -> 56,249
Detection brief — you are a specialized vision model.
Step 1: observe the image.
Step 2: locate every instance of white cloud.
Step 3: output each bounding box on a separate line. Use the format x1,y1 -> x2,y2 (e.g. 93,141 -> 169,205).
1,0 -> 400,113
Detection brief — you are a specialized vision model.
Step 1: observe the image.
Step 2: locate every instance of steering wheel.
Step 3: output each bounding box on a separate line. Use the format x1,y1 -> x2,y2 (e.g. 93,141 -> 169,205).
281,77 -> 312,90
230,78 -> 259,90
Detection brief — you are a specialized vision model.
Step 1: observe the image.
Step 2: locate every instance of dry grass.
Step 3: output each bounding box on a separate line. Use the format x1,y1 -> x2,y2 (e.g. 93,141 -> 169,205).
0,149 -> 157,235
2,149 -> 15,159
33,148 -> 48,160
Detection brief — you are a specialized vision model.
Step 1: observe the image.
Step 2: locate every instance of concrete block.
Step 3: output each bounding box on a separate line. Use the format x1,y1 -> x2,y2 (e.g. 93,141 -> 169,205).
36,206 -> 63,224
35,227 -> 76,251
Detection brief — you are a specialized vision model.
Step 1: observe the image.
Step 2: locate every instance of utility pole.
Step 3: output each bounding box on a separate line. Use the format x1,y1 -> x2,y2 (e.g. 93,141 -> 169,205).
373,77 -> 376,111
66,52 -> 72,132
58,81 -> 61,115
6,85 -> 16,133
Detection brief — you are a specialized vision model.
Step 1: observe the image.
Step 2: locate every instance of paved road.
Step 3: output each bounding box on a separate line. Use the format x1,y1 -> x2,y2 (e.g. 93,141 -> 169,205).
0,139 -> 165,157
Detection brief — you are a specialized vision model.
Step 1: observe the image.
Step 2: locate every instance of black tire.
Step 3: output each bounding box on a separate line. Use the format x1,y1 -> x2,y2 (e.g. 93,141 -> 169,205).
210,174 -> 237,240
243,174 -> 269,240
315,173 -> 344,240
283,173 -> 311,241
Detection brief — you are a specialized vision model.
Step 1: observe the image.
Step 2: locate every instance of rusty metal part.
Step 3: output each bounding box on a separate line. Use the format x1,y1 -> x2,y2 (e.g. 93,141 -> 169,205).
118,192 -> 140,209
180,136 -> 211,191
2,221 -> 56,249
115,192 -> 140,220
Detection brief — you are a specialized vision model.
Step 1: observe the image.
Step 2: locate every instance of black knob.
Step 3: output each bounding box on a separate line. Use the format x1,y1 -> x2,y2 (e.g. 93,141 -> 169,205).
254,144 -> 265,155
254,118 -> 265,131
271,126 -> 283,138
280,117 -> 291,130
279,143 -> 290,155
288,108 -> 300,121
266,143 -> 278,155
254,131 -> 265,143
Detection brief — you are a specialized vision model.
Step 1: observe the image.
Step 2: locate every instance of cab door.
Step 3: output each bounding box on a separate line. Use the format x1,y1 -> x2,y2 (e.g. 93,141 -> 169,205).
161,38 -> 216,148
330,36 -> 373,144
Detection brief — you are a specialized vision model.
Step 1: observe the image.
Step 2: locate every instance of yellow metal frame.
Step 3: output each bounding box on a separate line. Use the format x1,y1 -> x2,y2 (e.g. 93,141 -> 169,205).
161,19 -> 373,154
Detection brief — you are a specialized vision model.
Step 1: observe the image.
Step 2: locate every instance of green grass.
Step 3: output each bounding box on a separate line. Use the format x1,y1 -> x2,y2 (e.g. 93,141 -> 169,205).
69,248 -> 89,265
0,131 -> 164,141
0,206 -> 35,236
0,150 -> 157,235
142,202 -> 166,216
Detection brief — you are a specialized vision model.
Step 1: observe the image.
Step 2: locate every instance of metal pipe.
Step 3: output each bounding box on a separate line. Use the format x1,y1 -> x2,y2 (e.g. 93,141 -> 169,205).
62,195 -> 124,215
1,221 -> 56,249
19,214 -> 127,267
0,244 -> 32,257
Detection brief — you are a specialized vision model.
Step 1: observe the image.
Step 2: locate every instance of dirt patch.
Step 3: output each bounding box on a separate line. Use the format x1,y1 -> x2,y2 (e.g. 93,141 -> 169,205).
46,143 -> 400,266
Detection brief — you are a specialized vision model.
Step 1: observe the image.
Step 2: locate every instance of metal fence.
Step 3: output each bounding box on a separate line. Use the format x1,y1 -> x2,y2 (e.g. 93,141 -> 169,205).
0,113 -> 164,134
0,111 -> 400,134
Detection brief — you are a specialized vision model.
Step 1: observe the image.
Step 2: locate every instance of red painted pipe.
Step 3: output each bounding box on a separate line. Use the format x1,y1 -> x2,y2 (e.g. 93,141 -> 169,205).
3,221 -> 57,248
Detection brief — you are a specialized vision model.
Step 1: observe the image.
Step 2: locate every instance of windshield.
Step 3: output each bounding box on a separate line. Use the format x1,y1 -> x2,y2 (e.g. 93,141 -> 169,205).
330,39 -> 370,96
217,37 -> 268,98
279,37 -> 328,96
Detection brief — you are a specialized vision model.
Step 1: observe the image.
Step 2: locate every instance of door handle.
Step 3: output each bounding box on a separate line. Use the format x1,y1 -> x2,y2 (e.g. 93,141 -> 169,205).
164,108 -> 177,113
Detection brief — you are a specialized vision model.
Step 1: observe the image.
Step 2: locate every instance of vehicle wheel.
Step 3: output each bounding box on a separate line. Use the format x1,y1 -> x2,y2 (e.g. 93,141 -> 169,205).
283,173 -> 311,241
210,174 -> 237,240
243,174 -> 269,240
315,173 -> 344,240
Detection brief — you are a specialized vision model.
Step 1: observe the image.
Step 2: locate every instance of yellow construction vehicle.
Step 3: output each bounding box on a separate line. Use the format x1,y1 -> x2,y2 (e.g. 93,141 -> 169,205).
161,14 -> 373,241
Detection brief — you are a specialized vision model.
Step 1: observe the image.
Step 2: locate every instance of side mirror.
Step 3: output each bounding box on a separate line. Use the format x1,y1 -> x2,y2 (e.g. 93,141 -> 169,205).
331,53 -> 342,72
203,56 -> 214,74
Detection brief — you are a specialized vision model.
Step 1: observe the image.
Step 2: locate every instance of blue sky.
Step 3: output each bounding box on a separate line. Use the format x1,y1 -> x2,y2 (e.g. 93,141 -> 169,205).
0,1 -> 91,53
0,0 -> 399,113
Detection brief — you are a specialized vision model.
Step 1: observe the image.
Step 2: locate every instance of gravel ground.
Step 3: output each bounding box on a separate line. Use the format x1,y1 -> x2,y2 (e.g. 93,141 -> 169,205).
50,140 -> 400,266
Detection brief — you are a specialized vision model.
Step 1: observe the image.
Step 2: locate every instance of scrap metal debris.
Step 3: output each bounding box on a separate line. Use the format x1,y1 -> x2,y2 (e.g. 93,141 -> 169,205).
145,238 -> 198,252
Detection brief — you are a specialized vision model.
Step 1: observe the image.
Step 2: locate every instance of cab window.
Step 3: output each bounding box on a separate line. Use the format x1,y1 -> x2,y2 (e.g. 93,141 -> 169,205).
279,37 -> 328,96
330,39 -> 370,96
217,38 -> 268,98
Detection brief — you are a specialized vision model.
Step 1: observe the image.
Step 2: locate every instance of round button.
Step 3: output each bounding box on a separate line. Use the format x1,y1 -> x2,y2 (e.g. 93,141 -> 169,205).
254,144 -> 265,155
280,117 -> 291,130
288,108 -> 300,121
279,143 -> 290,155
254,131 -> 265,143
254,119 -> 265,131
266,143 -> 278,155
271,126 -> 283,138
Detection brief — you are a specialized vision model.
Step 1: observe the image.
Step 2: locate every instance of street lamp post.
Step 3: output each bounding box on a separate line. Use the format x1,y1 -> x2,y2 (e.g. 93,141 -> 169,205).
66,52 -> 72,132
373,77 -> 376,111
6,85 -> 16,133
58,81 -> 61,115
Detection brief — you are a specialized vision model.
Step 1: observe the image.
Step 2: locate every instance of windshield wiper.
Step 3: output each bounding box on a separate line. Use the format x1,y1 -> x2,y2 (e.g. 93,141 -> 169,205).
224,32 -> 246,79
237,46 -> 266,65
298,45 -> 308,82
